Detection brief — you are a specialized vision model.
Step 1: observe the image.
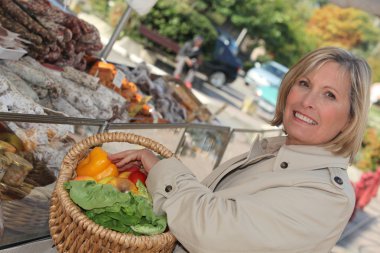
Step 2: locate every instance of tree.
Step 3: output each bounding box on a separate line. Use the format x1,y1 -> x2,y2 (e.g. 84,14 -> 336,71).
139,1 -> 218,53
197,0 -> 319,66
307,4 -> 380,50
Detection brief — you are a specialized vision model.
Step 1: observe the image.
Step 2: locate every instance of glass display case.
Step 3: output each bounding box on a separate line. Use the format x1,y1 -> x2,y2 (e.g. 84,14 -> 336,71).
0,112 -> 281,250
0,113 -> 104,249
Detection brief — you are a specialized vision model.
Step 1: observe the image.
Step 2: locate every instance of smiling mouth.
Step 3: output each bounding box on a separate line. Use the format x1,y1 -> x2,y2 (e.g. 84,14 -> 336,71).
294,112 -> 318,125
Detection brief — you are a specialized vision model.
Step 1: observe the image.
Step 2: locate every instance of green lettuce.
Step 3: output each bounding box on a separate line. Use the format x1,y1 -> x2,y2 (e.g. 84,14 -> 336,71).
65,180 -> 167,235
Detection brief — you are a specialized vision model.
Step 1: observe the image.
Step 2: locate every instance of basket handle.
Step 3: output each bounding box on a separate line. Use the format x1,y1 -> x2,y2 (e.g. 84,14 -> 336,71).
55,132 -> 174,189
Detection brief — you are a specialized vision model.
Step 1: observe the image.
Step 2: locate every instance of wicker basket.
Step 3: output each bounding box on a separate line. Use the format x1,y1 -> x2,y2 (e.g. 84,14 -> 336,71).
49,132 -> 177,253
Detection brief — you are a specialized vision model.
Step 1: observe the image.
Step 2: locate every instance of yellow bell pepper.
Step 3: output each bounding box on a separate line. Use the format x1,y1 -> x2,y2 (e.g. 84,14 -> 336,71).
93,163 -> 119,181
76,147 -> 119,180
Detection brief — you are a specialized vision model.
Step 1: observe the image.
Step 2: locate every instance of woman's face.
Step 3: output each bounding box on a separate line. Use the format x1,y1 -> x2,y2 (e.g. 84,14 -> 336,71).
283,61 -> 351,146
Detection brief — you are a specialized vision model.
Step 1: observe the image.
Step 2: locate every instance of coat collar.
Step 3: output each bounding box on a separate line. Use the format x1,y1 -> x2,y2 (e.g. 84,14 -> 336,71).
202,135 -> 349,189
273,144 -> 349,171
243,135 -> 349,171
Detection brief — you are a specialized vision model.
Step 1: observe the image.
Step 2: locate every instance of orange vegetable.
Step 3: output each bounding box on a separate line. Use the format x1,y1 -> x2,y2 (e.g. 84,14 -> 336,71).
76,147 -> 118,180
93,163 -> 119,181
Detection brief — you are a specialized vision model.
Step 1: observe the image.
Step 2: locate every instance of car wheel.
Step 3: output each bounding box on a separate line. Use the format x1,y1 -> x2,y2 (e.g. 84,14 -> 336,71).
209,71 -> 227,88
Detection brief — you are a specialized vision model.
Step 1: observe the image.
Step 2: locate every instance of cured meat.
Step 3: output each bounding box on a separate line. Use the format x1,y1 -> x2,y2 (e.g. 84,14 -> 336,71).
0,0 -> 55,42
0,7 -> 43,45
0,71 -> 9,94
13,0 -> 68,25
62,66 -> 100,90
0,72 -> 45,115
0,65 -> 39,102
1,60 -> 60,94
50,97 -> 83,118
0,0 -> 103,69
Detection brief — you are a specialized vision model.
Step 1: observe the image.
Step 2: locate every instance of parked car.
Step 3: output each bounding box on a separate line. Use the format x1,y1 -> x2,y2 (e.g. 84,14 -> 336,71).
200,33 -> 242,88
244,61 -> 288,87
255,85 -> 280,121
244,61 -> 289,121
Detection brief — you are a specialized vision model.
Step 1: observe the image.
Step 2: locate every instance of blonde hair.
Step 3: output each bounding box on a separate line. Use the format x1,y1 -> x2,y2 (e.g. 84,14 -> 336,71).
271,47 -> 371,162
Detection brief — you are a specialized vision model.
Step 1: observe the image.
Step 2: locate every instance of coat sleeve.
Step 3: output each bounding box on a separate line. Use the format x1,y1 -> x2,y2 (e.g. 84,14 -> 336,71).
147,158 -> 352,253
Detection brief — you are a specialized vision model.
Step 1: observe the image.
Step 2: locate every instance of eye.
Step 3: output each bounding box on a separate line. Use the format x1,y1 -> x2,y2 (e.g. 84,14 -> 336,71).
325,91 -> 336,100
298,80 -> 309,87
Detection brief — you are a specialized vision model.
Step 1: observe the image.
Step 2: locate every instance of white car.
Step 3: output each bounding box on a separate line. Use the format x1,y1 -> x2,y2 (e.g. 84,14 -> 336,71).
244,61 -> 288,121
244,61 -> 288,87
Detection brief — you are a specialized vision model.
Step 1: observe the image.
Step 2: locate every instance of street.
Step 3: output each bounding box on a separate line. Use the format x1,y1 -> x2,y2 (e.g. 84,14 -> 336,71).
191,74 -> 274,130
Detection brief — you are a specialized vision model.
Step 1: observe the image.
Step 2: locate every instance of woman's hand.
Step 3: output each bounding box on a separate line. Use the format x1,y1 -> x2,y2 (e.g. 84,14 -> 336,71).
108,149 -> 160,173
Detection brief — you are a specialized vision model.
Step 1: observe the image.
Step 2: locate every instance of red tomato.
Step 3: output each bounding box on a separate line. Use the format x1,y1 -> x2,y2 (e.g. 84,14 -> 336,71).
128,171 -> 147,185
126,165 -> 141,173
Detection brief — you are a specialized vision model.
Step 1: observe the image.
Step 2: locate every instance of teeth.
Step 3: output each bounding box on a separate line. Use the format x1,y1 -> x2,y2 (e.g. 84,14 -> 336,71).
294,112 -> 317,125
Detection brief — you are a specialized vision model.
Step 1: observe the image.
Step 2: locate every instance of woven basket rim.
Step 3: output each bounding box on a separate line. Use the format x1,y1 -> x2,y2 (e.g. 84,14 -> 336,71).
50,132 -> 176,248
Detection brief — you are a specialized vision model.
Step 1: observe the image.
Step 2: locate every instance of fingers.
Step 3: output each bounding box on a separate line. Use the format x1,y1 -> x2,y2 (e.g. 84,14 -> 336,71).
108,150 -> 131,163
118,161 -> 142,172
111,150 -> 142,168
108,149 -> 160,173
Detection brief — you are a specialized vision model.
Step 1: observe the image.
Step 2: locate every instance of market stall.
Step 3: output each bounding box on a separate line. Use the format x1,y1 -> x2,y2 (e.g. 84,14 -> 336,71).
0,0 -> 218,250
0,1 -> 286,252
0,113 -> 237,250
0,0 -> 213,167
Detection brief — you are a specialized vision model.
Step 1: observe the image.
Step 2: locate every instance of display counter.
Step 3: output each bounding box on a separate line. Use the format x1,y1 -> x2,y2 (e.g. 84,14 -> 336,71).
0,112 -> 281,251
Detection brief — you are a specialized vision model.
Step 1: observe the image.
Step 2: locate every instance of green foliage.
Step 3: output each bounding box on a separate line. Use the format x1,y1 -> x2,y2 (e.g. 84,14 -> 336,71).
355,105 -> 380,172
355,125 -> 380,172
140,1 -> 217,52
205,0 -> 319,66
368,104 -> 380,129
307,4 -> 380,50
145,1 -> 217,55
108,1 -> 128,27
367,48 -> 380,83
87,0 -> 108,19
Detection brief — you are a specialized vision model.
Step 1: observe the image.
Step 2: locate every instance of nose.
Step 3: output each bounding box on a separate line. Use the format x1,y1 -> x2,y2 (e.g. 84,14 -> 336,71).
301,91 -> 317,109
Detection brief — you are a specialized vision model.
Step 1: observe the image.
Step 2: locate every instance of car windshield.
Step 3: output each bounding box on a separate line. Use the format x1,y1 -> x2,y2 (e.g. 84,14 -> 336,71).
262,63 -> 287,79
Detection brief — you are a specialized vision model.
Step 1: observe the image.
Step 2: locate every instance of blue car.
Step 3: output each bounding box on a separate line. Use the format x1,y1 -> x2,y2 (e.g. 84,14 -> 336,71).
200,33 -> 242,88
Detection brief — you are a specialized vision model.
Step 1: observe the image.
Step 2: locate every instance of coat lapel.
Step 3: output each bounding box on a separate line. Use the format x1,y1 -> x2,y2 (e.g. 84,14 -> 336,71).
201,152 -> 247,188
202,136 -> 281,191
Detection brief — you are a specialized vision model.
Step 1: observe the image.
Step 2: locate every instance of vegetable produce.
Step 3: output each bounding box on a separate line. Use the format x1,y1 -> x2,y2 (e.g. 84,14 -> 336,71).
119,165 -> 141,173
128,171 -> 147,185
118,165 -> 147,185
98,176 -> 138,194
65,180 -> 166,235
76,147 -> 118,180
93,163 -> 118,181
74,176 -> 95,181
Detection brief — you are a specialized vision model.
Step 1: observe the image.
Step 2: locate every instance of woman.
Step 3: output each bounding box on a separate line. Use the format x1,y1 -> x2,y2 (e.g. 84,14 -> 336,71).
109,47 -> 371,253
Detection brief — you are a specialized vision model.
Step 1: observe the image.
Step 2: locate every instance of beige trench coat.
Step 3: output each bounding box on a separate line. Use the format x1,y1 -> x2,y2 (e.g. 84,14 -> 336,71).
146,136 -> 355,253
